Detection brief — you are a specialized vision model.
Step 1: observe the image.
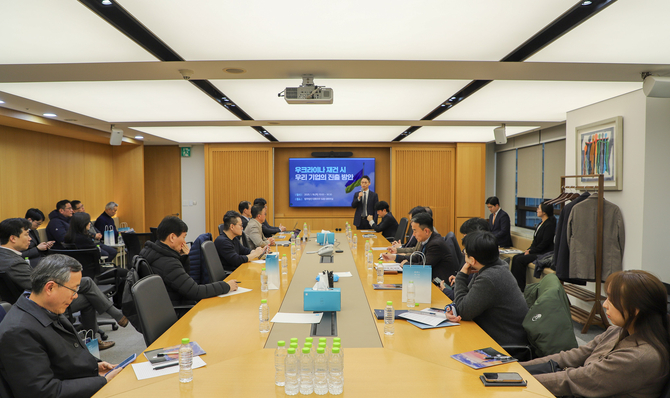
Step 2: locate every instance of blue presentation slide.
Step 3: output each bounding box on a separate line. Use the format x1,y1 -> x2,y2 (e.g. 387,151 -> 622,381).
289,158 -> 376,207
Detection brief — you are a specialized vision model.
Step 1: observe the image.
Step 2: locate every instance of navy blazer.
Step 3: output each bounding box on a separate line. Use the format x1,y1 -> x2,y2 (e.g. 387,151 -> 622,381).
0,296 -> 106,398
351,190 -> 378,228
528,216 -> 557,255
489,209 -> 513,247
371,212 -> 399,239
395,232 -> 457,282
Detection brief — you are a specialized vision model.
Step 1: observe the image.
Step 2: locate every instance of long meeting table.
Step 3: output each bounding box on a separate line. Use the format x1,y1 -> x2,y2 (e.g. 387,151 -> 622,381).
93,229 -> 553,398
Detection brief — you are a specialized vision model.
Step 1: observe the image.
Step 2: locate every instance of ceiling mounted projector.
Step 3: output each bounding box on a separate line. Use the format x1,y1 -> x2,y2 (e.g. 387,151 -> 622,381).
279,75 -> 333,104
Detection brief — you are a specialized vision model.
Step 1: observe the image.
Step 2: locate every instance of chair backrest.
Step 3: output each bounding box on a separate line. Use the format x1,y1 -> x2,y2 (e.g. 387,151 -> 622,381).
218,223 -> 225,236
121,232 -> 142,261
444,232 -> 464,267
131,275 -> 178,346
201,241 -> 226,282
48,248 -> 102,279
0,271 -> 23,305
132,255 -> 154,279
394,217 -> 408,243
0,301 -> 11,314
149,227 -> 158,242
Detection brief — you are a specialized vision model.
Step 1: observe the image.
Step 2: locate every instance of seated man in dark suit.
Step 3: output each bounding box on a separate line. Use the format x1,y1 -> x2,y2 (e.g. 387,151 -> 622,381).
485,196 -> 512,247
140,216 -> 238,306
45,199 -> 73,249
238,200 -> 252,230
21,208 -> 54,268
214,211 -> 265,272
94,202 -> 119,244
253,198 -> 286,238
381,212 -> 457,282
0,255 -> 122,397
367,201 -> 398,239
0,218 -> 127,350
388,206 -> 427,253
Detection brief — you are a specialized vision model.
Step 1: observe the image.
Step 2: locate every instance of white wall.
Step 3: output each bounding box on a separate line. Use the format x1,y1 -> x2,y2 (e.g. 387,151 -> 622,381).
181,145 -> 207,239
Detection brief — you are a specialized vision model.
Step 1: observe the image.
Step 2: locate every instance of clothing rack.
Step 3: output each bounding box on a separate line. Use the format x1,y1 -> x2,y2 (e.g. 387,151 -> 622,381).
560,174 -> 609,333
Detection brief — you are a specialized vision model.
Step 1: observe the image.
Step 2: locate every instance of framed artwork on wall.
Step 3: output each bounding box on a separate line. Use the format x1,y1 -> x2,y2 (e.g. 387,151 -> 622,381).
575,116 -> 623,191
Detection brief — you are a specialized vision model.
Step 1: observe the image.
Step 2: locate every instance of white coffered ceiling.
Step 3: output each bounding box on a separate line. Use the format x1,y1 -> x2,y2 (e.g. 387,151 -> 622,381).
1,0 -> 668,144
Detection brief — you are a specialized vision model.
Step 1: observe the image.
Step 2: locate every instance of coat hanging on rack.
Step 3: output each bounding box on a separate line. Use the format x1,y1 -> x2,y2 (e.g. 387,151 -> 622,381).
553,191 -> 591,281
566,195 -> 625,281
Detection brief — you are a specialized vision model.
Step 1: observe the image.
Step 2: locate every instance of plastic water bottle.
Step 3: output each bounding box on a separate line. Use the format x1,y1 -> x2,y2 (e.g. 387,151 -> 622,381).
352,234 -> 357,250
117,232 -> 124,246
179,338 -> 193,383
328,347 -> 344,395
260,268 -> 268,292
285,347 -> 300,395
281,255 -> 287,275
314,347 -> 329,395
332,342 -> 343,361
304,342 -> 314,360
384,301 -> 395,335
407,280 -> 416,308
376,261 -> 384,284
275,341 -> 288,386
365,239 -> 370,252
291,242 -> 296,259
300,347 -> 314,395
366,251 -> 373,271
259,299 -> 270,332
303,223 -> 308,242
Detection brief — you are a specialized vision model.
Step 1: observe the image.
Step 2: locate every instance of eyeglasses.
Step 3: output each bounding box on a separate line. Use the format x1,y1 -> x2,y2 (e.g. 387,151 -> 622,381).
54,281 -> 79,297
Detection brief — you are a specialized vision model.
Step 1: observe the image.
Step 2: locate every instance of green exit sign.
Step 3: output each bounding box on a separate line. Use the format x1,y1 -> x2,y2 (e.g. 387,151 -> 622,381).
181,147 -> 191,157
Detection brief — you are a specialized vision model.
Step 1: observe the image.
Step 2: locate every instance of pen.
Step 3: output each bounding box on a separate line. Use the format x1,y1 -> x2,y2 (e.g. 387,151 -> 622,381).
156,351 -> 179,357
153,362 -> 179,370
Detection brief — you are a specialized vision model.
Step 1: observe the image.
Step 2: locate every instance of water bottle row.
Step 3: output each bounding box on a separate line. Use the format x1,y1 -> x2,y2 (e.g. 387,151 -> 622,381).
276,338 -> 344,395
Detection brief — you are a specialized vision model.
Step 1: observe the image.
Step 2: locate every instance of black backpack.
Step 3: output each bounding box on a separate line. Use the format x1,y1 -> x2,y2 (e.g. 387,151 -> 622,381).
121,255 -> 153,334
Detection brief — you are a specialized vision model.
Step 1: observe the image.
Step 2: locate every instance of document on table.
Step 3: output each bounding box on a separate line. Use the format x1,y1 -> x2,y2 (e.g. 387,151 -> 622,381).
251,260 -> 266,264
358,230 -> 374,233
271,312 -> 324,324
383,263 -> 403,272
334,272 -> 352,278
372,247 -> 387,251
398,310 -> 447,327
132,356 -> 206,380
217,287 -> 252,297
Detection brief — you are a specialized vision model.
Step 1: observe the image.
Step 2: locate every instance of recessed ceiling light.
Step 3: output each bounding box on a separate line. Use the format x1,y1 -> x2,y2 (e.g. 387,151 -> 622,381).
43,113 -> 57,117
101,0 -> 112,5
135,135 -> 144,139
581,1 -> 593,5
223,68 -> 246,74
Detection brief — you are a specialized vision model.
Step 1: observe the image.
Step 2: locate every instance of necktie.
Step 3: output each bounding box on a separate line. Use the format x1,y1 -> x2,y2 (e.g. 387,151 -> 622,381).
363,191 -> 368,217
492,212 -> 496,225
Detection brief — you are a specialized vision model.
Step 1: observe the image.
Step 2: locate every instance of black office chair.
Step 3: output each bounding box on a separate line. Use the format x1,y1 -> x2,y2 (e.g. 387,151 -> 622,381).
121,232 -> 152,262
0,301 -> 11,314
392,217 -> 408,243
133,255 -> 154,279
201,241 -> 230,282
150,227 -> 158,242
0,271 -> 23,304
218,223 -> 225,236
131,274 -> 178,347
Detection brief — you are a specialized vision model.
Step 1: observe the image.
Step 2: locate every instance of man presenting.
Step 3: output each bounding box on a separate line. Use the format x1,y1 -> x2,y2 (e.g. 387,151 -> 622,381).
245,204 -> 276,250
0,255 -> 122,398
381,212 -> 457,282
351,175 -> 378,230
367,201 -> 398,239
485,196 -> 512,247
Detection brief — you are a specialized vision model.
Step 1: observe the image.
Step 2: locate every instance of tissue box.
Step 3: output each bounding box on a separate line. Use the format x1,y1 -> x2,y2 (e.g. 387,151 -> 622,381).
316,232 -> 335,245
304,288 -> 341,311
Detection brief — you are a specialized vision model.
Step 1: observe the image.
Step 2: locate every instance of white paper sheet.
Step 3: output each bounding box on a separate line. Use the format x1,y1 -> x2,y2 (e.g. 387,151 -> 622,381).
251,260 -> 266,264
132,356 -> 206,380
271,312 -> 324,324
217,287 -> 252,297
372,247 -> 387,251
383,263 -> 403,271
398,310 -> 447,327
358,230 -> 374,233
333,272 -> 352,278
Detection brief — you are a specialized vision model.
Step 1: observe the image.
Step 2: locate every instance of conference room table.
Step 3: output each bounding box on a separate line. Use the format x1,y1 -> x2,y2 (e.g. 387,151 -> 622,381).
93,229 -> 553,398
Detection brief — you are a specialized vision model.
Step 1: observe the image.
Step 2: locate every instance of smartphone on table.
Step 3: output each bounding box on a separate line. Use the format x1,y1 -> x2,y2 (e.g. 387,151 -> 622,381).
482,372 -> 523,383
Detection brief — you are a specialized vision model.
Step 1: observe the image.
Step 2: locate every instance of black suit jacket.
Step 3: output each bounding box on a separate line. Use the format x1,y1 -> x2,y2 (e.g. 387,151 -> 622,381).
351,190 -> 378,228
528,216 -> 557,255
262,220 -> 281,238
241,216 -> 250,230
371,212 -> 399,239
489,209 -> 513,247
554,192 -> 590,279
395,232 -> 457,282
0,296 -> 106,398
21,229 -> 46,268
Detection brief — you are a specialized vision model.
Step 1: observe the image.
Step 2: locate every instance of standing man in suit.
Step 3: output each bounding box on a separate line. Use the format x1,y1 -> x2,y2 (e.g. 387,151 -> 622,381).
351,175 -> 378,230
367,201 -> 398,239
486,196 -> 512,247
238,201 -> 252,230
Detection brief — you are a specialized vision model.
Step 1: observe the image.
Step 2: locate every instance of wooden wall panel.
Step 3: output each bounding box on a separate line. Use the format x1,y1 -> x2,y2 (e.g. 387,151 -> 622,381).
112,145 -> 146,232
205,145 -> 273,236
455,143 -> 486,219
0,125 -> 114,222
144,146 -> 182,229
273,146 -> 391,231
391,145 -> 456,236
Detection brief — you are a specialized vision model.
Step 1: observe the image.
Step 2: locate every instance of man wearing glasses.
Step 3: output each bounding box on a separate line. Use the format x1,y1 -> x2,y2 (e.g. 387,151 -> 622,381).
0,254 -> 122,397
21,208 -> 55,268
45,199 -> 74,249
215,211 -> 266,273
0,218 -> 127,350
